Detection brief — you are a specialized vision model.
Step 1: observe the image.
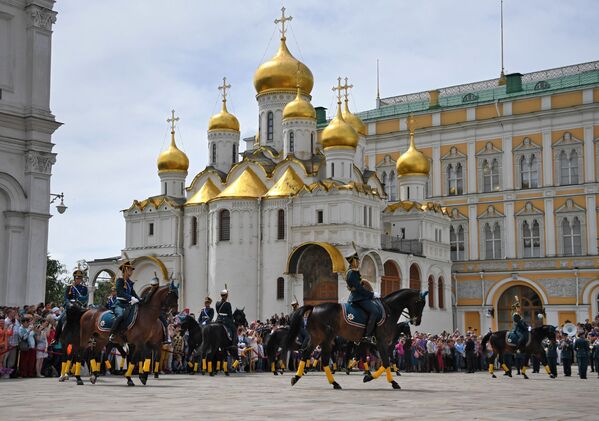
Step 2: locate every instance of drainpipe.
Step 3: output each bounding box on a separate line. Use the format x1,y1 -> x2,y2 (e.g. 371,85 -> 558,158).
256,198 -> 263,320
480,270 -> 486,330
574,267 -> 580,307
169,208 -> 184,307
286,196 -> 293,307
205,205 -> 210,296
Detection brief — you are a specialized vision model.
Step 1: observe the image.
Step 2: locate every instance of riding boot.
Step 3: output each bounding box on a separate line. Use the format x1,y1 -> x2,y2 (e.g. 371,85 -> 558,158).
54,318 -> 64,344
362,315 -> 377,345
109,316 -> 124,342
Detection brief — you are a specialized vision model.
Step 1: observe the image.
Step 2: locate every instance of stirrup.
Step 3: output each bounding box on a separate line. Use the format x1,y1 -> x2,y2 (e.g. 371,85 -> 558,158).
361,336 -> 376,345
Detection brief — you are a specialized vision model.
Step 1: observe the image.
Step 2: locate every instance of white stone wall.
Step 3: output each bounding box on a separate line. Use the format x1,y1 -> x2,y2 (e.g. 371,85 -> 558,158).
207,130 -> 240,174
257,91 -> 296,151
281,118 -> 316,160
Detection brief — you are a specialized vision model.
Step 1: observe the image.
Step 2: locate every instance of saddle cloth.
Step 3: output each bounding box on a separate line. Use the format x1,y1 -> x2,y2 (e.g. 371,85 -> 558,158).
97,305 -> 139,332
506,330 -> 531,348
342,300 -> 386,329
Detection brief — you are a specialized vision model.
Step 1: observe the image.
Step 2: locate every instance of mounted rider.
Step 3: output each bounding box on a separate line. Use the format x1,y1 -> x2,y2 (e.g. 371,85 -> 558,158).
106,287 -> 117,309
198,297 -> 214,325
508,296 -> 529,347
54,268 -> 89,342
148,273 -> 171,343
109,260 -> 140,342
215,287 -> 235,341
345,253 -> 377,345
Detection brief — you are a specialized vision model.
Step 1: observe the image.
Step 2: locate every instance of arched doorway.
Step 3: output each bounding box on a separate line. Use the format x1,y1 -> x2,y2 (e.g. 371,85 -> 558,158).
92,269 -> 115,306
287,243 -> 342,306
409,264 -> 421,290
497,285 -> 542,330
382,260 -> 401,296
360,255 -> 376,286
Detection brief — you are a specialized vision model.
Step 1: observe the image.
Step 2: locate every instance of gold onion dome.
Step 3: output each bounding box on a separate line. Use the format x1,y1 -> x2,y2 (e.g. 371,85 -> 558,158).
253,37 -> 314,95
157,130 -> 189,173
283,87 -> 316,120
320,101 -> 359,150
208,100 -> 240,132
395,126 -> 430,176
342,100 -> 367,136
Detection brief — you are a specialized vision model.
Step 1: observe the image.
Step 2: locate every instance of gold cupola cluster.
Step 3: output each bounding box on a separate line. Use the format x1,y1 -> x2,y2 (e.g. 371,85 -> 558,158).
395,116 -> 430,176
157,110 -> 189,173
253,8 -> 314,96
340,77 -> 366,136
208,77 -> 240,132
320,78 -> 359,150
283,84 -> 316,120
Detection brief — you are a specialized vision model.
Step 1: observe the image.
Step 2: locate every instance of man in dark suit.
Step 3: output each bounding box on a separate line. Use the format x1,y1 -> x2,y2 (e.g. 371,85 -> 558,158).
574,332 -> 590,379
559,336 -> 574,376
465,335 -> 476,373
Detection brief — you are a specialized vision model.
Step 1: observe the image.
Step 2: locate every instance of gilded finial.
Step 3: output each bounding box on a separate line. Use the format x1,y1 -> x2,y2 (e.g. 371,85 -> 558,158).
167,110 -> 179,134
332,77 -> 344,104
342,77 -> 354,103
274,6 -> 293,40
407,114 -> 415,135
218,77 -> 231,103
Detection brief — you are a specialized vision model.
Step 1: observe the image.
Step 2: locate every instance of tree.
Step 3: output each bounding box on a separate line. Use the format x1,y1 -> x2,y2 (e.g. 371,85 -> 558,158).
45,255 -> 67,306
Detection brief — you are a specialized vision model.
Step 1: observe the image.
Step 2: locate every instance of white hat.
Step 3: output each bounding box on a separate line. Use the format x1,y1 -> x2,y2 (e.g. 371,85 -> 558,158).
51,307 -> 60,313
220,289 -> 228,296
150,272 -> 159,286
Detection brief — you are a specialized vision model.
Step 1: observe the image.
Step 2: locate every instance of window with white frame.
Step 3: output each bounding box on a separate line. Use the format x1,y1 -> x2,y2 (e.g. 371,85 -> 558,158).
515,202 -> 545,258
553,132 -> 582,186
484,222 -> 502,259
447,162 -> 463,195
520,154 -> 539,189
477,142 -> 502,193
450,225 -> 465,261
555,199 -> 586,257
559,149 -> 579,185
562,217 -> 582,256
522,220 -> 541,257
482,158 -> 500,192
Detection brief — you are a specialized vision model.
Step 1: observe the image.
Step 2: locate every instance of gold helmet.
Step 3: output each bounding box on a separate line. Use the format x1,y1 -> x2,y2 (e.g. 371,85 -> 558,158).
511,295 -> 521,311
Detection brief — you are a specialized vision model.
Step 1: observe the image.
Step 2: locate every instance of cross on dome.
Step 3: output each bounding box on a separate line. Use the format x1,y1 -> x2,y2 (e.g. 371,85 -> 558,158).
167,109 -> 179,133
342,77 -> 354,102
332,77 -> 344,104
274,6 -> 293,39
218,77 -> 231,102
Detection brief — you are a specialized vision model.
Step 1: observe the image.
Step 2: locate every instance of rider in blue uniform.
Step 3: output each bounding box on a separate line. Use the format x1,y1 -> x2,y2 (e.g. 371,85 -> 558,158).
508,297 -> 529,347
345,253 -> 377,345
215,288 -> 235,341
109,260 -> 140,342
198,297 -> 214,325
106,287 -> 117,309
148,274 -> 171,343
54,269 -> 89,342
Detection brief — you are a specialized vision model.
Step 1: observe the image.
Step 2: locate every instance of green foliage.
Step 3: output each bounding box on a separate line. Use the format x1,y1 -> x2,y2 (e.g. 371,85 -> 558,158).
94,280 -> 113,306
45,255 -> 67,306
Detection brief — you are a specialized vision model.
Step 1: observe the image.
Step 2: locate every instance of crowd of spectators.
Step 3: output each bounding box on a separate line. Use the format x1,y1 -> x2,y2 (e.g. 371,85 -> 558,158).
2,303 -> 599,380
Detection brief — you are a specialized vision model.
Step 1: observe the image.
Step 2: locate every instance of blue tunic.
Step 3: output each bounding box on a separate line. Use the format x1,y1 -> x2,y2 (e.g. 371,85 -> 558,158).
65,284 -> 89,306
346,269 -> 374,303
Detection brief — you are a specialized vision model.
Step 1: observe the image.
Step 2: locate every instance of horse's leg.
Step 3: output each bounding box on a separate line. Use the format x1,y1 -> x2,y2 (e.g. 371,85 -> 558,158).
364,338 -> 400,389
291,337 -> 315,386
73,347 -> 84,385
538,351 -> 554,378
124,349 -> 136,386
488,352 -> 497,378
500,351 -> 512,377
153,347 -> 161,379
138,347 -> 152,385
320,341 -> 342,390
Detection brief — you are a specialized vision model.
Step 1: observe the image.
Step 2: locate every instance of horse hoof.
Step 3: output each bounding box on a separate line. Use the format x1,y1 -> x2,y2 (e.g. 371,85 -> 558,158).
58,376 -> 66,383
154,373 -> 159,379
139,374 -> 148,385
209,372 -> 215,377
549,374 -> 555,379
332,381 -> 342,390
127,378 -> 135,386
491,374 -> 497,378
391,381 -> 401,389
290,375 -> 300,386
90,375 -> 97,385
345,369 -> 350,375
364,370 -> 372,377
396,371 -> 401,376
363,374 -> 373,383
76,378 -> 84,386
273,371 -> 278,376
523,374 -> 529,379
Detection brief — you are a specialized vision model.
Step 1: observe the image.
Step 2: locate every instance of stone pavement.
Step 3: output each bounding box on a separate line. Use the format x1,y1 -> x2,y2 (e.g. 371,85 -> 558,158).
1,367 -> 596,420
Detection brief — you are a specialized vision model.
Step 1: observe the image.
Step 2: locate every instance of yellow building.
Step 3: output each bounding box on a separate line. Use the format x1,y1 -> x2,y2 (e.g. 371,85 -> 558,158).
340,62 -> 599,333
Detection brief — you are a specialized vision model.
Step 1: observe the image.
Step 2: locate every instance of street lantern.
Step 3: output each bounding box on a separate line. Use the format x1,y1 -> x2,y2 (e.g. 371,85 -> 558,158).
50,192 -> 67,214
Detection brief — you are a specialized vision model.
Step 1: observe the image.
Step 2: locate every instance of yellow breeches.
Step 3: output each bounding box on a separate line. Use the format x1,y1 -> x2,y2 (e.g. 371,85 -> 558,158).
60,362 -> 67,376
333,362 -> 337,371
280,361 -> 286,370
348,359 -> 356,369
296,360 -> 306,377
216,361 -> 221,371
193,362 -> 199,372
521,366 -> 527,374
271,362 -> 276,372
364,362 -> 370,371
90,359 -> 97,373
324,366 -> 335,384
143,359 -> 151,373
138,361 -> 143,372
202,359 -> 207,371
371,366 -> 385,379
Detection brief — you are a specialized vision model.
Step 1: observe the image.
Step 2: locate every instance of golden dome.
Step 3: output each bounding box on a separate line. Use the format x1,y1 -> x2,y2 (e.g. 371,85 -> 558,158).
208,100 -> 240,132
253,37 -> 314,96
320,102 -> 359,150
186,179 -> 221,205
157,130 -> 189,173
342,100 -> 366,136
215,168 -> 268,200
283,88 -> 316,120
396,129 -> 430,176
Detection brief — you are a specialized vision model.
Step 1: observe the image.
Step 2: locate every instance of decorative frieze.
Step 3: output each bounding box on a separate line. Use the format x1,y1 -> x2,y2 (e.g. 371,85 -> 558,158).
26,5 -> 57,30
25,151 -> 55,174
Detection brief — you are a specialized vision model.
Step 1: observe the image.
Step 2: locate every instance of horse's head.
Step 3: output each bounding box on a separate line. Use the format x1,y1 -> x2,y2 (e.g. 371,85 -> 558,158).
233,307 -> 248,328
162,281 -> 179,313
406,290 -> 427,326
544,325 -> 557,343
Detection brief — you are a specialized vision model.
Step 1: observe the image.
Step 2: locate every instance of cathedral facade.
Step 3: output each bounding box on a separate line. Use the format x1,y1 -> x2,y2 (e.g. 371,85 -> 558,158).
87,11 -> 453,332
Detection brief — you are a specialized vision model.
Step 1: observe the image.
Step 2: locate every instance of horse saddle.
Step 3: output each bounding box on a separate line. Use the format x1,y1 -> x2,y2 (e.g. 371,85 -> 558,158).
97,305 -> 139,332
506,329 -> 531,348
342,300 -> 386,328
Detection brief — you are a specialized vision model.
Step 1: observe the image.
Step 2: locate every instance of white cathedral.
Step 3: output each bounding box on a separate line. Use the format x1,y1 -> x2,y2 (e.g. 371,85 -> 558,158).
88,10 -> 453,332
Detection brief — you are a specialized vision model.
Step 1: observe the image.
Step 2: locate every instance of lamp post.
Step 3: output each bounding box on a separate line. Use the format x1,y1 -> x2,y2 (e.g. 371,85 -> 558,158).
50,192 -> 67,214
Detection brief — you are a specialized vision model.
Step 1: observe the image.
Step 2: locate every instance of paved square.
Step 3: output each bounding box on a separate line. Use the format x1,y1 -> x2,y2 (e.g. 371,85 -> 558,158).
1,368 -> 596,420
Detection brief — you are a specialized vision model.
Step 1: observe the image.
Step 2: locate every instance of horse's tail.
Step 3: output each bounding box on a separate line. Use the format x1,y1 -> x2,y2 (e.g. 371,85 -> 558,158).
286,305 -> 313,349
481,331 -> 492,355
264,329 -> 280,360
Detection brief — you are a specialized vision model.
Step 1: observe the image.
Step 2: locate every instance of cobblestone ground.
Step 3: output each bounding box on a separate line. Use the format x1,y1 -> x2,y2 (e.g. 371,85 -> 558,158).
1,367 -> 597,420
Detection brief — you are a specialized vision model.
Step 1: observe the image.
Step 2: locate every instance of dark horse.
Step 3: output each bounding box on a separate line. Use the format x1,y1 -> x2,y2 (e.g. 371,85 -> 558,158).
77,283 -> 179,386
56,303 -> 87,383
288,289 -> 427,389
481,325 -> 557,379
199,308 -> 248,375
180,316 -> 204,374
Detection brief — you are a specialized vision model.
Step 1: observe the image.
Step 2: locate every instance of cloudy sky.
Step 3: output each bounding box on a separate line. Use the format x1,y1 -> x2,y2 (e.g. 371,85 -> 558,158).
48,0 -> 599,270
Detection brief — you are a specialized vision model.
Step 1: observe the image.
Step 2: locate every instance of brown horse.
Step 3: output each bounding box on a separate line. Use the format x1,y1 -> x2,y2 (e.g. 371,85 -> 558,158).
287,289 -> 427,390
77,283 -> 178,386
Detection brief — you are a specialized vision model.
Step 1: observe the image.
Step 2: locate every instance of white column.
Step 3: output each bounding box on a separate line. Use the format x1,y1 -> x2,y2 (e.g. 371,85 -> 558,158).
502,136 -> 513,190
433,144 -> 441,196
584,125 -> 595,183
542,130 -> 553,187
544,198 -> 555,256
467,141 -> 476,194
586,195 -> 597,255
504,202 -> 515,258
468,204 -> 478,260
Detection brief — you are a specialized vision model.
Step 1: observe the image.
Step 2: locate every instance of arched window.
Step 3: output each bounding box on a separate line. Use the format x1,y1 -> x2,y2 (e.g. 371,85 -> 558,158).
448,163 -> 463,195
276,277 -> 285,300
428,276 -> 435,308
232,144 -> 237,163
331,162 -> 335,177
437,277 -> 445,309
522,220 -> 540,257
363,206 -> 367,226
219,209 -> 230,241
277,209 -> 285,240
409,264 -> 421,290
389,171 -> 397,201
484,222 -> 502,259
289,131 -> 294,153
520,154 -> 538,189
560,150 -> 579,185
191,216 -> 198,246
267,111 -> 274,142
563,217 -> 582,256
310,132 -> 314,155
450,225 -> 465,260
482,159 -> 500,192
211,143 -> 216,164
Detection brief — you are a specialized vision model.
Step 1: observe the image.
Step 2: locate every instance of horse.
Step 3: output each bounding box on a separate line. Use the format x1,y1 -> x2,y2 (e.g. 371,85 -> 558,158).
263,326 -> 292,375
180,316 -> 204,374
77,283 -> 179,386
287,289 -> 427,390
56,303 -> 87,383
481,325 -> 557,379
199,308 -> 248,376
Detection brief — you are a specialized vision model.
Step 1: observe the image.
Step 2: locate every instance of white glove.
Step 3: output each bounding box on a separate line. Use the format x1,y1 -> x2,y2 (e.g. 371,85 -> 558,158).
130,297 -> 139,305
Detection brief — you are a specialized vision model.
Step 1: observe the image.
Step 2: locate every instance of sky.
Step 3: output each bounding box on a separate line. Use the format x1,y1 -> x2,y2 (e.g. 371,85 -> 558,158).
48,0 -> 599,271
